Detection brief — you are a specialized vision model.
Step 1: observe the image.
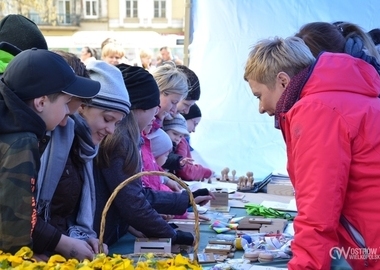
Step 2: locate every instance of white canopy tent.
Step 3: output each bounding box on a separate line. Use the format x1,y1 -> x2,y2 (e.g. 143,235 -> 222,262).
188,0 -> 380,180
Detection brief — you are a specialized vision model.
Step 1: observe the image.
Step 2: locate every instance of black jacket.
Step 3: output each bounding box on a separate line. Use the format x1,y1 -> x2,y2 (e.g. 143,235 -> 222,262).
93,153 -> 189,246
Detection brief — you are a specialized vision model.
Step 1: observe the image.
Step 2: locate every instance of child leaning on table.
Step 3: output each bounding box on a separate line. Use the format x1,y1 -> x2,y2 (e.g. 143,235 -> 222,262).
163,113 -> 213,181
147,127 -> 211,221
0,48 -> 100,254
34,52 -> 103,261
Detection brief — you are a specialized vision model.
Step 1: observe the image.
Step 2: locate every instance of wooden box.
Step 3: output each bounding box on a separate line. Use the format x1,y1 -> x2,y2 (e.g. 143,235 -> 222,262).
134,238 -> 172,253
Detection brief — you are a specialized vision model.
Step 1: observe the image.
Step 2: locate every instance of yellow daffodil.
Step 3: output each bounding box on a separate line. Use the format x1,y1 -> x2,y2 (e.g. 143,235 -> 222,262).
0,247 -> 202,270
14,247 -> 34,259
77,265 -> 93,270
112,260 -> 135,270
8,255 -> 24,267
48,254 -> 67,264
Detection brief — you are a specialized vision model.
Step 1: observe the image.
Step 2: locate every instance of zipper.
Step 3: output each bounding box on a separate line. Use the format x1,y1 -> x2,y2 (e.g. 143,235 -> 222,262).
340,215 -> 369,267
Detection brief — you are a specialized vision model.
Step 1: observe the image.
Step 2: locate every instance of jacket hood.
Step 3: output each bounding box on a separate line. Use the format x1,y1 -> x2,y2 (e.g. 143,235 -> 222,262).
0,80 -> 46,138
302,52 -> 380,99
0,42 -> 21,73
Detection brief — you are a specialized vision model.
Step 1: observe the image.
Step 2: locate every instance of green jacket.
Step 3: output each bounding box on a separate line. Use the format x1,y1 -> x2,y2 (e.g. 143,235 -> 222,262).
0,42 -> 21,73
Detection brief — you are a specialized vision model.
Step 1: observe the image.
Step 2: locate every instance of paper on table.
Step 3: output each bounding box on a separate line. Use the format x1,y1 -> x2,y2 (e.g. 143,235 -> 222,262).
184,181 -> 237,193
261,198 -> 297,212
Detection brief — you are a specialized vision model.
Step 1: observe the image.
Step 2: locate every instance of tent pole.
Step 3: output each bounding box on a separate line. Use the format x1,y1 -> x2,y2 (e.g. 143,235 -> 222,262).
183,0 -> 191,66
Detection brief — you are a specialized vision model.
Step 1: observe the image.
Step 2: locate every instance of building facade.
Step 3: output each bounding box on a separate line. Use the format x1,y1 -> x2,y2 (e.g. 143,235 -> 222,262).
0,0 -> 186,55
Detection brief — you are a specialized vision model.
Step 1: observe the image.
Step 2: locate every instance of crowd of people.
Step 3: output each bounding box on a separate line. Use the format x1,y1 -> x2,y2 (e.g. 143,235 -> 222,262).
1,12 -> 380,270
0,14 -> 213,261
79,38 -> 183,71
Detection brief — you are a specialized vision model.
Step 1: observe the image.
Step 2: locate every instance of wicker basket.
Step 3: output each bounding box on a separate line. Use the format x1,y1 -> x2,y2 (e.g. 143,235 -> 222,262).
98,170 -> 200,263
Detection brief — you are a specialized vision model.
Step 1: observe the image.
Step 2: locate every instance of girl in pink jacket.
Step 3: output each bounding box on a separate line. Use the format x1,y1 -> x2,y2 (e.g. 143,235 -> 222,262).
163,113 -> 212,181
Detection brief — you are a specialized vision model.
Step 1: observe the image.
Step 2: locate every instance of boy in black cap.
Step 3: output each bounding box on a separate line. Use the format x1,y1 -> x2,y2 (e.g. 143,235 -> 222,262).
0,48 -> 100,254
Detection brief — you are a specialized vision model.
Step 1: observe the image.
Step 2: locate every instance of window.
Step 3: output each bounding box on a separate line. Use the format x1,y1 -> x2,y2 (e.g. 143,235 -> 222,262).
85,0 -> 98,17
58,0 -> 71,24
154,0 -> 166,18
126,0 -> 138,18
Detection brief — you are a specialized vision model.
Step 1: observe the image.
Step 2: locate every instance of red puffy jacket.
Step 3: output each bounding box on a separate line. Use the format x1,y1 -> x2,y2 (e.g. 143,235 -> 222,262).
281,53 -> 380,270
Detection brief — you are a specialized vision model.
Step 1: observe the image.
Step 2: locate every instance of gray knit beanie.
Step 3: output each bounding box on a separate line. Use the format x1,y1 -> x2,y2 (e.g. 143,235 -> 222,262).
163,113 -> 189,136
147,128 -> 173,158
86,60 -> 130,116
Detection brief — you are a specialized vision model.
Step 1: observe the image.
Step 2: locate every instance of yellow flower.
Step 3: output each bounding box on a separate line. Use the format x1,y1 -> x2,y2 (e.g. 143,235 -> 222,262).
112,259 -> 134,270
8,255 -> 24,268
19,260 -> 46,270
76,264 -> 93,270
0,253 -> 11,262
3,247 -> 203,270
144,253 -> 154,260
59,259 -> 80,270
15,247 -> 34,258
76,265 -> 93,270
48,254 -> 67,264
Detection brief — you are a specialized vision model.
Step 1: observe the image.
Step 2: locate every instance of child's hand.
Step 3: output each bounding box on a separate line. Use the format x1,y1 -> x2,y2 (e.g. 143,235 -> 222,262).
192,188 -> 216,206
165,178 -> 182,192
160,214 -> 174,221
180,157 -> 194,167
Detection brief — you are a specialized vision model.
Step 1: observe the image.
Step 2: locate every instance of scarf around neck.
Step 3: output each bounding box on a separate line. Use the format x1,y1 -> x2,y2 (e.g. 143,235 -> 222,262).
67,113 -> 99,240
275,67 -> 311,129
37,119 -> 75,220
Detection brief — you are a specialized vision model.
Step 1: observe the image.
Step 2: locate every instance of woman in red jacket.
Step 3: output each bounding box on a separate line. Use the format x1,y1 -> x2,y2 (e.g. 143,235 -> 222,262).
244,36 -> 380,269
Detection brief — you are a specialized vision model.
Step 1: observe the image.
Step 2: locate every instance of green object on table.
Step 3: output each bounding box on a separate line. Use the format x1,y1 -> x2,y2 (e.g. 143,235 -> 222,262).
244,203 -> 294,221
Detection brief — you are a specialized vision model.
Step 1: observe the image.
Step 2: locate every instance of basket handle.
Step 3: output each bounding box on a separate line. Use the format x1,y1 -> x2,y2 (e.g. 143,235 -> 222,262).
98,170 -> 199,263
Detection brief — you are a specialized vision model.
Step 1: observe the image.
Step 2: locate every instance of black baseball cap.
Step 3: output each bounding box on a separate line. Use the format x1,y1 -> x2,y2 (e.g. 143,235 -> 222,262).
3,48 -> 100,100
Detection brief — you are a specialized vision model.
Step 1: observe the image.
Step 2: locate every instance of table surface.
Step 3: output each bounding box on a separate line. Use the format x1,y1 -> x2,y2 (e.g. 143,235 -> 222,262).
108,191 -> 352,269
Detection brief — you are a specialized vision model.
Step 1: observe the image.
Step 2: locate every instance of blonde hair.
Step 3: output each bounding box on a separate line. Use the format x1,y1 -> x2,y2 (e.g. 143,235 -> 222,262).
140,49 -> 152,59
101,42 -> 125,59
101,37 -> 117,50
140,49 -> 153,69
244,36 -> 315,87
152,63 -> 189,98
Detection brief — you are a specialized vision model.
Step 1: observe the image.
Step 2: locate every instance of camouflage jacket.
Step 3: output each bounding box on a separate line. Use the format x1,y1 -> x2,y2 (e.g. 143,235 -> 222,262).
0,132 -> 40,253
0,77 -> 46,253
